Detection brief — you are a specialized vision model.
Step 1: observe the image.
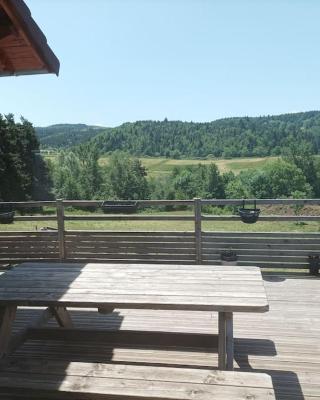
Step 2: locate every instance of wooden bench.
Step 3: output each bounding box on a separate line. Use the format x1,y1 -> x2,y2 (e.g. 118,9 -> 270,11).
0,359 -> 275,399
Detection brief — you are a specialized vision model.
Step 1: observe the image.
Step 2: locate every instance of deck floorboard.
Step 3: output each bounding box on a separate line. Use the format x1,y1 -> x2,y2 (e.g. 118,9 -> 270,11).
1,272 -> 319,399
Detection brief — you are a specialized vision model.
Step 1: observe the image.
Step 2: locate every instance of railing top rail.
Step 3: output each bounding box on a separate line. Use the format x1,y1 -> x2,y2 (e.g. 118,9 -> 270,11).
62,200 -> 194,207
201,199 -> 320,205
0,201 -> 56,208
1,198 -> 320,207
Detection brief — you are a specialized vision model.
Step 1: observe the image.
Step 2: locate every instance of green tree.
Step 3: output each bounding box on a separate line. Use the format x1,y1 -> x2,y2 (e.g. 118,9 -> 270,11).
165,163 -> 225,199
283,140 -> 320,196
108,152 -> 150,199
263,159 -> 312,198
226,159 -> 312,199
75,144 -> 102,199
52,151 -> 82,199
0,114 -> 51,201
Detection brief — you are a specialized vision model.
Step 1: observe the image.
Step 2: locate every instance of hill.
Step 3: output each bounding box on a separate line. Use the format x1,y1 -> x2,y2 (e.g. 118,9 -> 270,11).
35,124 -> 106,148
37,111 -> 320,157
91,111 -> 320,158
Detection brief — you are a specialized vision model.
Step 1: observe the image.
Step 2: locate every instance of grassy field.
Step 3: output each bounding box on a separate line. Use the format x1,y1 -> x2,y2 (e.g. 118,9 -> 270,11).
1,220 -> 319,232
45,152 -> 276,178
1,210 -> 319,232
99,156 -> 276,177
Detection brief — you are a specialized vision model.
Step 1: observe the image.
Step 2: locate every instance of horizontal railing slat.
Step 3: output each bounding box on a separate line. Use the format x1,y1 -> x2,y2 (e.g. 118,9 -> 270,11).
203,261 -> 309,269
203,249 -> 320,256
201,198 -> 320,206
0,232 -> 58,237
2,198 -> 320,207
202,215 -> 320,221
65,258 -> 196,265
203,244 -> 320,251
202,237 -> 320,244
203,231 -> 320,237
66,231 -> 195,236
64,215 -> 194,221
68,247 -> 196,255
14,216 -> 57,221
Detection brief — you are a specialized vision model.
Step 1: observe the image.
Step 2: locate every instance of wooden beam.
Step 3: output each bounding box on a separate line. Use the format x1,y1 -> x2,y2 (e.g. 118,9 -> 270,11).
98,307 -> 114,314
0,48 -> 14,72
29,328 -> 220,349
56,199 -> 66,260
49,306 -> 73,328
218,311 -> 227,370
194,198 -> 202,264
0,8 -> 15,40
7,307 -> 53,355
0,306 -> 16,358
226,312 -> 234,370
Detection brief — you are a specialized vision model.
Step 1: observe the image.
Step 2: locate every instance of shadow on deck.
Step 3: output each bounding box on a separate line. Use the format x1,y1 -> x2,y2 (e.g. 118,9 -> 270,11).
1,272 -> 319,400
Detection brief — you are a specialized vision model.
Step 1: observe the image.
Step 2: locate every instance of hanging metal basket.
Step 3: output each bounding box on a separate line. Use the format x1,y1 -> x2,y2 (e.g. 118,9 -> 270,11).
0,206 -> 15,224
308,255 -> 319,276
238,200 -> 260,224
101,200 -> 138,214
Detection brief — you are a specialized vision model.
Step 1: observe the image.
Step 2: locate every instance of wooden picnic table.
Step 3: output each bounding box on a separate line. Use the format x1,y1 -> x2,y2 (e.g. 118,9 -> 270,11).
0,262 -> 269,370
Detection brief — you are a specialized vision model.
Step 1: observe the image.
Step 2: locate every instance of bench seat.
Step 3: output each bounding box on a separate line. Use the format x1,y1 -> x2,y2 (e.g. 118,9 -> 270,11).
0,359 -> 275,400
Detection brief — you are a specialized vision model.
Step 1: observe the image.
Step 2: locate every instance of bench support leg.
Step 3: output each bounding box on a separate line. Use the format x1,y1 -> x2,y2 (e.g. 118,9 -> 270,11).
0,306 -> 17,358
8,307 -> 54,355
218,311 -> 234,370
50,306 -> 73,328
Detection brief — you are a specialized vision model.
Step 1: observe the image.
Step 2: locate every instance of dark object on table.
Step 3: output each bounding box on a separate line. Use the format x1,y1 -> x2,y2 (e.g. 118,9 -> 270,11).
221,249 -> 238,265
101,201 -> 138,214
238,200 -> 260,224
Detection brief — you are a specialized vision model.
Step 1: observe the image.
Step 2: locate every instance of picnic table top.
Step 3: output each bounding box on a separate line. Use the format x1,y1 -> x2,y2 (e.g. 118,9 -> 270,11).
0,262 -> 269,312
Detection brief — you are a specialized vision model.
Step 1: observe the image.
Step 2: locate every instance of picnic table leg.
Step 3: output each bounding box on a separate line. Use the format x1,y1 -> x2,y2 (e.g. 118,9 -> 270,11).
226,312 -> 234,370
0,306 -> 17,358
218,311 -> 234,370
218,311 -> 227,370
50,306 -> 73,328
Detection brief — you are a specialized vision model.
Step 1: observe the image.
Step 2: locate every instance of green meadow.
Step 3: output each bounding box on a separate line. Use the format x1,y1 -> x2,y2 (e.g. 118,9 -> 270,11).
45,152 -> 278,178
98,155 -> 277,178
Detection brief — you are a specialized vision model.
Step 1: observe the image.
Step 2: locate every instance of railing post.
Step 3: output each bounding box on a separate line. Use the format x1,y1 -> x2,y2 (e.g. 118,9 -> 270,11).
56,199 -> 66,261
194,198 -> 202,264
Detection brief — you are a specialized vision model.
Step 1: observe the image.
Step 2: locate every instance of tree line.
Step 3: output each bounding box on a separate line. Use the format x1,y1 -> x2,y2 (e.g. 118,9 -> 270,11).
90,111 -> 320,158
50,145 -> 320,202
36,111 -> 320,158
36,124 -> 104,148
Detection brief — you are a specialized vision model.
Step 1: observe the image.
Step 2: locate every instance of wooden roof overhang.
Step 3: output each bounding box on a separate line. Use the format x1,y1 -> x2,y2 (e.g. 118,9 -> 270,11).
0,0 -> 59,76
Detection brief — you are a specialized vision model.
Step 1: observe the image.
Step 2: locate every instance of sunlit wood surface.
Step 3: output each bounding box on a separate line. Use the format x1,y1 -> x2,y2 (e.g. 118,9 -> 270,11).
0,271 -> 319,399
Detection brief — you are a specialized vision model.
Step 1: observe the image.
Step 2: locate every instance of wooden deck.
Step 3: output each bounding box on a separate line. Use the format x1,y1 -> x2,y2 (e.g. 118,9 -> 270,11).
1,271 -> 319,399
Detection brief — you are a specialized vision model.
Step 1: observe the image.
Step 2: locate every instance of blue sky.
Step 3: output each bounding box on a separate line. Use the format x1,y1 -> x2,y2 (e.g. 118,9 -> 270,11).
1,0 -> 319,127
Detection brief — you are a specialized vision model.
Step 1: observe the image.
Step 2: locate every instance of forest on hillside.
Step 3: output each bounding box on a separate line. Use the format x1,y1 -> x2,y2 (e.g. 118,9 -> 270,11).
36,124 -> 105,148
3,112 -> 320,203
36,111 -> 320,158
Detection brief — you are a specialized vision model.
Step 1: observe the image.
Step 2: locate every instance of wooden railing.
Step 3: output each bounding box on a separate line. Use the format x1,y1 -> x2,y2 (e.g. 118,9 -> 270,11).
0,198 -> 320,269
